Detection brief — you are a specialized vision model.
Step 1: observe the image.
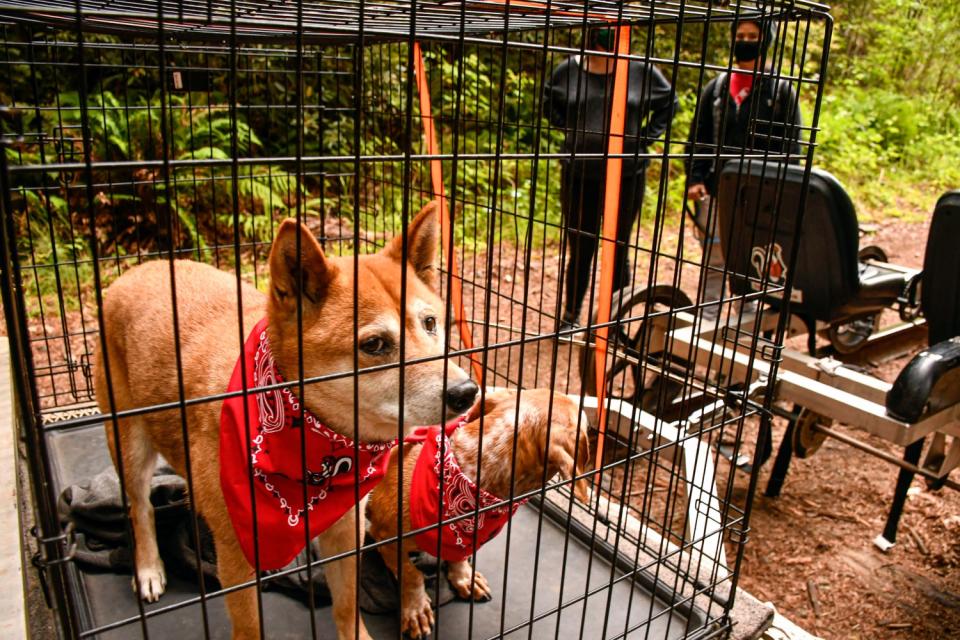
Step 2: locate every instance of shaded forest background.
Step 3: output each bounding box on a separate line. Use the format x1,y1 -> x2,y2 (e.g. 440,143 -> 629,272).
814,0 -> 959,218
2,0 -> 958,305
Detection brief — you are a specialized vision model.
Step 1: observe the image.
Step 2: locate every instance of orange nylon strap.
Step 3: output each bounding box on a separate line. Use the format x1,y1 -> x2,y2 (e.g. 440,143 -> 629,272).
593,24 -> 631,476
413,42 -> 484,382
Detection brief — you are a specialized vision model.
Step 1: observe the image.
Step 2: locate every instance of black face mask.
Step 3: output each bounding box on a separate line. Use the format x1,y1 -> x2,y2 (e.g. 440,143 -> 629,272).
734,40 -> 761,63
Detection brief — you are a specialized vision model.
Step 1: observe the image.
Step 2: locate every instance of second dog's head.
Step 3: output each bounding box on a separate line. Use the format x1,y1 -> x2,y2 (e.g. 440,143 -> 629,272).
461,389 -> 591,503
265,202 -> 476,443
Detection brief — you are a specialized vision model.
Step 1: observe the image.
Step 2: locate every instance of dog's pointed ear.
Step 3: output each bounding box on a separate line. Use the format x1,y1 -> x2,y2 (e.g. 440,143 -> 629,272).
269,218 -> 336,311
382,200 -> 440,289
465,396 -> 484,423
465,389 -> 512,423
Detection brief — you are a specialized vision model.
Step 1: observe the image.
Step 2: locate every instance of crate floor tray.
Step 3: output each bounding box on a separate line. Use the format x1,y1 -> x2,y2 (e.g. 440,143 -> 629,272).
48,424 -> 707,639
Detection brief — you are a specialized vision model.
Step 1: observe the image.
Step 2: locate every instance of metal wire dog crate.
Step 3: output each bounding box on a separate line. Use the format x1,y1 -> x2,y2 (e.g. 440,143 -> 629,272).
0,1 -> 832,638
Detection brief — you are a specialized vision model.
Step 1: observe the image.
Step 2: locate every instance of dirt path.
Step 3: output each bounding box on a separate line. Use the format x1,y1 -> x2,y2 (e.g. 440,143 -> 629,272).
733,423 -> 960,639
456,215 -> 960,639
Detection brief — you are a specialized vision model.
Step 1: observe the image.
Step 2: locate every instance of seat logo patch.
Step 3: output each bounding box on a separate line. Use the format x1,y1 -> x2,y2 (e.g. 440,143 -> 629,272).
751,242 -> 788,286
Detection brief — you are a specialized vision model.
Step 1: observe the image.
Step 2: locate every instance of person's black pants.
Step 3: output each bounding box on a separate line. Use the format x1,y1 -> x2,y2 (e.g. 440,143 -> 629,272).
560,165 -> 646,321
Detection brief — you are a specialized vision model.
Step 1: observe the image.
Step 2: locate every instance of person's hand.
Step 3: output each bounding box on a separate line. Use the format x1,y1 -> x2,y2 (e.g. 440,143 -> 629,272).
686,183 -> 708,201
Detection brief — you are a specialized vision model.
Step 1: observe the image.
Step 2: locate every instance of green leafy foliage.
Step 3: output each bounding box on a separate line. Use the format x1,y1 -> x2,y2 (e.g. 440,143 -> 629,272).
7,1 -> 957,294
815,0 -> 960,218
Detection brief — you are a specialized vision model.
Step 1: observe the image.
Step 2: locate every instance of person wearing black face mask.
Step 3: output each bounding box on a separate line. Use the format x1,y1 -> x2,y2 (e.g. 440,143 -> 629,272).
544,26 -> 679,331
684,17 -> 803,320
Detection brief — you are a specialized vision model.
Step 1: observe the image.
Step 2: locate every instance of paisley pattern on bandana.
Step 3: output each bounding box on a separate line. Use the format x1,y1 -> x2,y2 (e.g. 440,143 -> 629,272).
220,318 -> 396,571
408,423 -> 526,562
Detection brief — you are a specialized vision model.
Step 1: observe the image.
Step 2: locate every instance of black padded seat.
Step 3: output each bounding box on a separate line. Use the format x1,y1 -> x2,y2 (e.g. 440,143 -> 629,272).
886,191 -> 960,422
716,160 -> 911,323
922,191 -> 960,344
834,262 -> 910,317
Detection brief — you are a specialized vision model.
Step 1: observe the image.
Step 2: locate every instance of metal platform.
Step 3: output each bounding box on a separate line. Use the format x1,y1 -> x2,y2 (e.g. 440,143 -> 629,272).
47,424 -> 711,639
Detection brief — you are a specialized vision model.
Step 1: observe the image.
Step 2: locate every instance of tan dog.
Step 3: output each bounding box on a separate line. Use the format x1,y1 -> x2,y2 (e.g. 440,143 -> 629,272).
93,202 -> 477,640
367,388 -> 590,639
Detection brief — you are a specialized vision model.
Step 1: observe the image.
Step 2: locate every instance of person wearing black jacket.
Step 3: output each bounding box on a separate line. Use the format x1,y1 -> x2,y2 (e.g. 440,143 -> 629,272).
685,17 -> 803,319
545,27 -> 678,329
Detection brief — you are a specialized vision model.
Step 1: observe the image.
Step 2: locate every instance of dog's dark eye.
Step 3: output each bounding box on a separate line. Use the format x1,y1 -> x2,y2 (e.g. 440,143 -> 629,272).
423,315 -> 437,334
360,337 -> 390,355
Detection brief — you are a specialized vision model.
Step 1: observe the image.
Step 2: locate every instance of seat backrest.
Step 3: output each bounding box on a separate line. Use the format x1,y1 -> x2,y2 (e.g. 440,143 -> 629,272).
716,160 -> 861,321
923,191 -> 960,344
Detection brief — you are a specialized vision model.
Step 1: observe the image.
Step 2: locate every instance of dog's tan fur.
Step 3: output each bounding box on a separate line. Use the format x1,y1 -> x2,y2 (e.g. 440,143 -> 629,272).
367,388 -> 590,639
94,202 -> 471,640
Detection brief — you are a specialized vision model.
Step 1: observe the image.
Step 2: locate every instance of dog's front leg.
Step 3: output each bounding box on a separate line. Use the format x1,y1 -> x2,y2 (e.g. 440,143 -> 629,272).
210,520 -> 262,640
379,537 -> 434,639
319,501 -> 372,640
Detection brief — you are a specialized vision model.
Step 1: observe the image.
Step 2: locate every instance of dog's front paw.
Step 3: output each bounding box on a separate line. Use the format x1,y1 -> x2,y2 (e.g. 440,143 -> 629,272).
132,562 -> 166,603
447,564 -> 492,602
400,591 -> 434,639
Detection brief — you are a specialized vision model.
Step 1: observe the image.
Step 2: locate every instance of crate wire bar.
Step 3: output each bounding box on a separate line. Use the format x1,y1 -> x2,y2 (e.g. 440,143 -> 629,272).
0,1 -> 828,41
0,1 -> 831,639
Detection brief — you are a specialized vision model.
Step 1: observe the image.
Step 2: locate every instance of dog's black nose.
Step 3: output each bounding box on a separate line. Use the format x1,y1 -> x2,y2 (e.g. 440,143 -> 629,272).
445,379 -> 479,415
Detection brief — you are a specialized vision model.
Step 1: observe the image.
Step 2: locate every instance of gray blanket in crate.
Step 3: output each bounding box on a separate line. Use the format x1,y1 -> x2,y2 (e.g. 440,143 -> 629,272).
57,464 -> 454,613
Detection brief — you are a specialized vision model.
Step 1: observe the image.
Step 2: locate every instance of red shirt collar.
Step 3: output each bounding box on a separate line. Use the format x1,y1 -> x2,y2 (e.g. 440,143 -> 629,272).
729,70 -> 755,107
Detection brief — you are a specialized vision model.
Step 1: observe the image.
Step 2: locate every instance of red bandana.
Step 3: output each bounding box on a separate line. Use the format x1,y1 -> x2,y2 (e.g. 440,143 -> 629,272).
219,318 -> 397,571
408,422 -> 527,562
